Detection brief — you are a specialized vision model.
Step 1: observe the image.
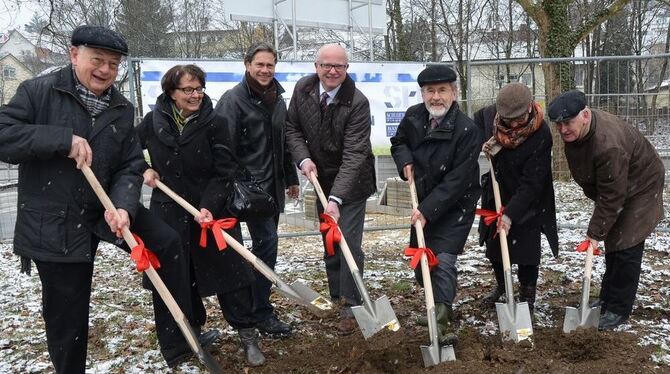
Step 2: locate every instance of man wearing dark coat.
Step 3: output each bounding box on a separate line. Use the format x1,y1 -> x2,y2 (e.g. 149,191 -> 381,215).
474,83 -> 559,315
285,44 -> 376,335
390,65 -> 481,346
0,26 -> 215,372
215,42 -> 300,337
549,90 -> 665,330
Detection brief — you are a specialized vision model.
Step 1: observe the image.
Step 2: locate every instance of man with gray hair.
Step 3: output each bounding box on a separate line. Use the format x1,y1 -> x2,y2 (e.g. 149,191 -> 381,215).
215,42 -> 299,340
285,44 -> 376,335
390,64 -> 481,346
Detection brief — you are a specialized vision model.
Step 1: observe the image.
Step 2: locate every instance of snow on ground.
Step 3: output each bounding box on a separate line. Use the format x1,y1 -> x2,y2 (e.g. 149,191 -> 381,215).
1,180 -> 670,371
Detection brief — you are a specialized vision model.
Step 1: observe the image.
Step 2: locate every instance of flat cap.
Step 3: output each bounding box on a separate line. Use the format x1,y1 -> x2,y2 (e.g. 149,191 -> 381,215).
417,64 -> 456,87
71,25 -> 128,56
496,83 -> 532,119
548,90 -> 587,122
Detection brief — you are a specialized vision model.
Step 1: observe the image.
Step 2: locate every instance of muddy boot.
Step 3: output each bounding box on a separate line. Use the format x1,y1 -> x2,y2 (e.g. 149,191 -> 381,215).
238,328 -> 266,367
519,285 -> 536,315
482,285 -> 504,306
435,303 -> 458,347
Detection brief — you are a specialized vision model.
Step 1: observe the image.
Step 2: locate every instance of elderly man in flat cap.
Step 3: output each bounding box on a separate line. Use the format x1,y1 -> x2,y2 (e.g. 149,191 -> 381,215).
0,25 -> 217,371
473,83 -> 558,315
548,90 -> 665,330
390,64 -> 481,346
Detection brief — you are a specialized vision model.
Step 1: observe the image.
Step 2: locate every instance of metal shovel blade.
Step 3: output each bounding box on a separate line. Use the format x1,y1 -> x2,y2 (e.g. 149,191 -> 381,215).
563,305 -> 601,333
195,350 -> 224,374
351,295 -> 401,339
495,301 -> 534,343
421,344 -> 456,367
288,280 -> 334,314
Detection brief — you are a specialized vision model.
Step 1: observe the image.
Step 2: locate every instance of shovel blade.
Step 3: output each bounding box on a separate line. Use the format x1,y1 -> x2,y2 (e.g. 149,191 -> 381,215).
288,280 -> 334,313
563,305 -> 601,333
495,301 -> 533,343
351,295 -> 400,339
196,350 -> 224,374
420,344 -> 456,367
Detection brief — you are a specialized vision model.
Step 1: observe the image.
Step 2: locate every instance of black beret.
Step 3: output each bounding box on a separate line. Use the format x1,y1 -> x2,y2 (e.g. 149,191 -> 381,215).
71,25 -> 128,56
548,90 -> 587,122
417,64 -> 456,87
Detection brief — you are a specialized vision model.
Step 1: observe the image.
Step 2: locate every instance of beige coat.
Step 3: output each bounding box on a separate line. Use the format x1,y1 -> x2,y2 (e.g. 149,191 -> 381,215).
565,109 -> 665,251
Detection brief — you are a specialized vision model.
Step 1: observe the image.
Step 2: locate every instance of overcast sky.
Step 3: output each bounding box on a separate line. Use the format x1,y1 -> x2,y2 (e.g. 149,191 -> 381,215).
0,0 -> 41,34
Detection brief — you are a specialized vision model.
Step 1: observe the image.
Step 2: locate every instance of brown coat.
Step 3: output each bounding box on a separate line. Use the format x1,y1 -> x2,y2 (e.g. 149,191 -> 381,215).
285,74 -> 376,203
565,109 -> 665,251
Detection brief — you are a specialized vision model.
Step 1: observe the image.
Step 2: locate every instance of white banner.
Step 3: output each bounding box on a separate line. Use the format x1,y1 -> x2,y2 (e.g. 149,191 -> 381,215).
137,59 -> 429,148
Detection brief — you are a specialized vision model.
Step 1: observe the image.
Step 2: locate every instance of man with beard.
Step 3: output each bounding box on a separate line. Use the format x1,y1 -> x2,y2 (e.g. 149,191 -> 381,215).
390,65 -> 481,346
548,90 -> 664,330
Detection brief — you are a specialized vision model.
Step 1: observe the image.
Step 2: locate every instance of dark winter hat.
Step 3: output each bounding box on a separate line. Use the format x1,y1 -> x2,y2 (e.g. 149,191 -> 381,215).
496,83 -> 532,119
71,25 -> 128,56
417,64 -> 457,87
548,90 -> 587,122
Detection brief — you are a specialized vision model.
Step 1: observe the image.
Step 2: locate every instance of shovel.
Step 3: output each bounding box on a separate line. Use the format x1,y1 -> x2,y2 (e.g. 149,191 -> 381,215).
409,178 -> 456,366
154,180 -> 333,316
309,171 -> 400,339
488,158 -> 534,343
563,242 -> 601,333
80,165 -> 223,373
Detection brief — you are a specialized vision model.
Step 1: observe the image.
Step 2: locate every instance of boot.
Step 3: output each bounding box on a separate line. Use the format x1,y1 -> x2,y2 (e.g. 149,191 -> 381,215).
519,285 -> 536,315
435,303 -> 459,347
482,285 -> 504,306
238,328 -> 266,367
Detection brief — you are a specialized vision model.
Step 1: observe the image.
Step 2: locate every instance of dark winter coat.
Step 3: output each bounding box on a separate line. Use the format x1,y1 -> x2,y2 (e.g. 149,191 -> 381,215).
390,102 -> 481,255
0,66 -> 144,263
285,74 -> 376,203
474,104 -> 559,265
136,93 -> 254,296
565,109 -> 665,252
214,76 -> 299,211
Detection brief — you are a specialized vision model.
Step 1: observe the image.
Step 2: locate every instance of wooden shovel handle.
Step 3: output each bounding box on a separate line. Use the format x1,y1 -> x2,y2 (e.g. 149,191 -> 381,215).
488,158 -> 512,273
408,178 -> 436,311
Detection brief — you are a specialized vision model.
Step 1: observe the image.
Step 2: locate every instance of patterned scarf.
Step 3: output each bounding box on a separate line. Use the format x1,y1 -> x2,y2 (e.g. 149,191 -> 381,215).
494,101 -> 543,149
72,66 -> 111,117
170,103 -> 198,135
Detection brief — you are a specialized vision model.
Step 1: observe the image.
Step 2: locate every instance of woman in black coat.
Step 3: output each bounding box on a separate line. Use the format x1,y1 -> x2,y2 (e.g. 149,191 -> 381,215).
474,83 -> 559,314
136,64 -> 265,366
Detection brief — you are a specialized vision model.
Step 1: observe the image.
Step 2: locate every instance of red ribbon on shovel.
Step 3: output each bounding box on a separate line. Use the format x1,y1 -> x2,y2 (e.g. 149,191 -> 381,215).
130,233 -> 161,272
404,246 -> 439,271
319,213 -> 341,257
475,206 -> 505,226
200,218 -> 238,251
576,240 -> 600,256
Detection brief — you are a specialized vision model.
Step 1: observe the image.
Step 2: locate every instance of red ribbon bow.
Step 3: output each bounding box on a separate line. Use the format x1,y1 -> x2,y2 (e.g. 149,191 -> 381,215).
404,247 -> 439,271
319,213 -> 341,257
130,233 -> 161,272
576,240 -> 600,256
200,218 -> 238,251
475,207 -> 505,226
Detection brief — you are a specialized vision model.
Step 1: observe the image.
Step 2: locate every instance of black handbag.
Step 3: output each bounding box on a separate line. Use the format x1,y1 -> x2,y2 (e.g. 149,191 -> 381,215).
227,166 -> 277,221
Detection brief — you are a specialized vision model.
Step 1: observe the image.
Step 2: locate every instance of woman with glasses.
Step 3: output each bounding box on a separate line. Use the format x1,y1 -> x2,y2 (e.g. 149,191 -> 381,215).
474,82 -> 559,316
136,64 -> 266,367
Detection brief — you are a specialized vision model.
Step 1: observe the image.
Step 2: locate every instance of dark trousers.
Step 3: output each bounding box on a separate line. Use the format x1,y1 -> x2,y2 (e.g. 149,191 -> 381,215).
491,260 -> 539,288
246,213 -> 280,322
318,199 -> 366,307
599,241 -> 645,317
415,252 -> 458,305
35,206 -> 193,373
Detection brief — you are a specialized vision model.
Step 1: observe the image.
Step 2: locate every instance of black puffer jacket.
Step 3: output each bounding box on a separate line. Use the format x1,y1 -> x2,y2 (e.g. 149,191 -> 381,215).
214,76 -> 299,211
0,66 -> 144,263
390,102 -> 481,254
136,93 -> 255,296
286,74 -> 376,203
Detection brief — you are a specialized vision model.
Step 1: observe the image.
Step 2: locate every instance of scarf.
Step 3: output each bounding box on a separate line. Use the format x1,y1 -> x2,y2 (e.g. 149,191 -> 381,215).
170,102 -> 198,135
245,71 -> 277,111
494,101 -> 544,149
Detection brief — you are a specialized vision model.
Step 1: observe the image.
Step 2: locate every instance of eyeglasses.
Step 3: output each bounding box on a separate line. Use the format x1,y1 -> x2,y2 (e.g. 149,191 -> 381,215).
318,63 -> 348,72
500,113 -> 529,126
89,56 -> 120,71
175,86 -> 205,95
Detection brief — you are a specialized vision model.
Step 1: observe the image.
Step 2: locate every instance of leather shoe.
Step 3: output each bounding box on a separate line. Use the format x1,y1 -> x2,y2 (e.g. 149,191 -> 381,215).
598,311 -> 628,330
163,329 -> 221,368
256,314 -> 292,337
337,317 -> 357,335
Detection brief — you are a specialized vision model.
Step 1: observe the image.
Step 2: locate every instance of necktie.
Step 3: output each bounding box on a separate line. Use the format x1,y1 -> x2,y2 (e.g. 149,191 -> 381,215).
430,118 -> 439,129
320,92 -> 329,113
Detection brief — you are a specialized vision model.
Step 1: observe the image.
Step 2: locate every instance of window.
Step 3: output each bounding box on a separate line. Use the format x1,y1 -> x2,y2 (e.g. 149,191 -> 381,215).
3,66 -> 16,79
